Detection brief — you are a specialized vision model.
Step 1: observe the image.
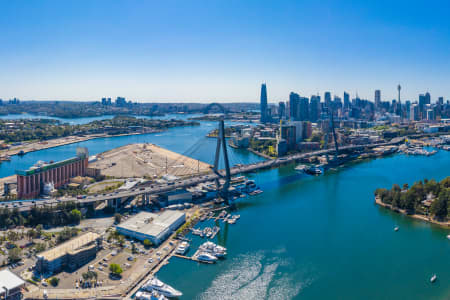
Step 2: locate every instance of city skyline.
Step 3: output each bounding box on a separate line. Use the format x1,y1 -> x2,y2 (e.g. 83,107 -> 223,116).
1,1 -> 450,102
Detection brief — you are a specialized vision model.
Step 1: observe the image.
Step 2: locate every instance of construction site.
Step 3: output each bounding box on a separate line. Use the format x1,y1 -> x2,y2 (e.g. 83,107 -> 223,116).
88,143 -> 212,179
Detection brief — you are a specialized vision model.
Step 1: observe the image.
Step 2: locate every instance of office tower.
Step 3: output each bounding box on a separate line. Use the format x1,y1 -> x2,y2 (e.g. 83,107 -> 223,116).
375,90 -> 381,109
324,92 -> 332,108
410,104 -> 419,121
260,83 -> 268,123
309,95 -> 320,122
115,97 -> 127,107
405,100 -> 411,119
289,92 -> 300,120
343,92 -> 350,111
299,97 -> 309,121
278,102 -> 286,120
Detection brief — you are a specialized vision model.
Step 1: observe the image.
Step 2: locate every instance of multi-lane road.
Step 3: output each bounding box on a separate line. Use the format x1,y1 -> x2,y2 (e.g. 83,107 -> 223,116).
6,139 -> 404,212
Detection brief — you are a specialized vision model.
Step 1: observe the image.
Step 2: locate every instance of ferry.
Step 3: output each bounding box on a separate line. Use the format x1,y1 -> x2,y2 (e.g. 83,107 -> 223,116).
142,277 -> 182,298
175,241 -> 190,255
135,291 -> 168,300
196,251 -> 218,263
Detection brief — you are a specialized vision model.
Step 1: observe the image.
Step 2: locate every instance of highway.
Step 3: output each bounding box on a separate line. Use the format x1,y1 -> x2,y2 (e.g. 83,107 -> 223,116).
6,139 -> 404,212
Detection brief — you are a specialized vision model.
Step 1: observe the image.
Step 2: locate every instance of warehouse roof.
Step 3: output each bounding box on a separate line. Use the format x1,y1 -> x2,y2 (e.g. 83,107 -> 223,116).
0,269 -> 25,292
117,211 -> 185,238
37,232 -> 100,261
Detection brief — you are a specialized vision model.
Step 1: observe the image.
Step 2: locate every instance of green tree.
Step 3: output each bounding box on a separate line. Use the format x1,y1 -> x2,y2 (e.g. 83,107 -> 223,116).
143,239 -> 152,248
114,213 -> 121,224
430,191 -> 448,220
8,248 -> 21,263
109,263 -> 123,275
70,209 -> 82,224
49,277 -> 60,287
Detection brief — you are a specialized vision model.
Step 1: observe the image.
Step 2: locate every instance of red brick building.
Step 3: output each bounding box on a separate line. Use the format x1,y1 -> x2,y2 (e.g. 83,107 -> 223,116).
16,148 -> 88,199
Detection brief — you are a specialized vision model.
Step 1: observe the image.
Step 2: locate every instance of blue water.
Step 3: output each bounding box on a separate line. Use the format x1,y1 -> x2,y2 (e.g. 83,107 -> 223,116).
156,151 -> 450,300
0,112 -> 200,124
2,113 -> 449,299
0,115 -> 259,176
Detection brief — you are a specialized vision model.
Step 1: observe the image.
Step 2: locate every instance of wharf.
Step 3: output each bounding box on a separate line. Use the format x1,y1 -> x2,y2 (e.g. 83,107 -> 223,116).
173,251 -> 215,264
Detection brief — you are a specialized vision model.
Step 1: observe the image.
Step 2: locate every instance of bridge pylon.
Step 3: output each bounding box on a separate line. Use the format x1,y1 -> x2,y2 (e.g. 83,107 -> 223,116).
213,120 -> 231,203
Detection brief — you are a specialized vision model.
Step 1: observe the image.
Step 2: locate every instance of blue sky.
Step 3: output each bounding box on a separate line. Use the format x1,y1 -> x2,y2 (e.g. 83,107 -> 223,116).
0,0 -> 449,103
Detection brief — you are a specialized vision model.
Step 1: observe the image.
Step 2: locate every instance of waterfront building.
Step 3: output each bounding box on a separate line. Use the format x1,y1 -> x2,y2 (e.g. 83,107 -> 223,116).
0,269 -> 25,299
116,211 -> 185,245
158,188 -> 193,205
36,232 -> 102,274
260,83 -> 268,123
280,124 -> 297,150
16,148 -> 89,199
276,139 -> 288,156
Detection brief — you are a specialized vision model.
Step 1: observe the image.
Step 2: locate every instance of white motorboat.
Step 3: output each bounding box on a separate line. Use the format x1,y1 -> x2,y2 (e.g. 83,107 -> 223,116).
199,241 -> 227,257
136,291 -> 168,300
175,241 -> 189,255
447,234 -> 450,240
196,251 -> 218,262
430,274 -> 437,283
394,226 -> 399,232
142,277 -> 182,298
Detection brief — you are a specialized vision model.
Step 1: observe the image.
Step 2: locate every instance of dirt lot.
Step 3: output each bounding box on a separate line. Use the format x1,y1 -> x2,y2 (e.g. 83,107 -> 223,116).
89,143 -> 211,178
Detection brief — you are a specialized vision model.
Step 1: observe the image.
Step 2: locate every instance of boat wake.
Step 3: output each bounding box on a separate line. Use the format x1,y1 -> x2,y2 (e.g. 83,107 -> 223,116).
199,251 -> 312,300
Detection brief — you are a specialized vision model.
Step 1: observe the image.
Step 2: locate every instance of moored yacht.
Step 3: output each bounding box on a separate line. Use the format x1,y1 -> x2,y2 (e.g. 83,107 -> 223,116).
196,251 -> 218,262
199,241 -> 227,257
135,291 -> 168,300
175,241 -> 189,255
142,277 -> 182,298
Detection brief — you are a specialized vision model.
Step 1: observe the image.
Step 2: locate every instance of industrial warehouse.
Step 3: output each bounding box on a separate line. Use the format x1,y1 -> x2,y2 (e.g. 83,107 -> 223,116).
16,147 -> 89,199
36,232 -> 103,274
116,211 -> 185,245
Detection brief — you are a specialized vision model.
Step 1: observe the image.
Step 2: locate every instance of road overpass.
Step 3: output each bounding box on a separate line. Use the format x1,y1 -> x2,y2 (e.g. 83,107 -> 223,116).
7,138 -> 404,213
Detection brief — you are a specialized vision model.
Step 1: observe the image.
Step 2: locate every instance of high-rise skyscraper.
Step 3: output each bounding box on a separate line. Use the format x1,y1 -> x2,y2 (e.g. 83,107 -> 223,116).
278,101 -> 286,120
299,97 -> 309,121
309,95 -> 320,122
324,92 -> 332,108
289,92 -> 300,120
260,83 -> 268,123
374,90 -> 381,109
343,92 -> 350,111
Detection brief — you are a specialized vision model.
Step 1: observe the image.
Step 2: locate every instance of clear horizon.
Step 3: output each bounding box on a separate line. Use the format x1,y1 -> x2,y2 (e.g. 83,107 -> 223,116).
1,0 -> 449,103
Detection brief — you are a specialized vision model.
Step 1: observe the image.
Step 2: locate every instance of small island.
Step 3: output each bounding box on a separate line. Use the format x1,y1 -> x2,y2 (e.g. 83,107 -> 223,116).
374,177 -> 450,227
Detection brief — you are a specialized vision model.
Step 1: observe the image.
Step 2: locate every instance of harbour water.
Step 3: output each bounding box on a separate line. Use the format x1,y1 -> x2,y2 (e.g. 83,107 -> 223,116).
1,114 -> 450,299
0,114 -> 260,177
157,151 -> 450,299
